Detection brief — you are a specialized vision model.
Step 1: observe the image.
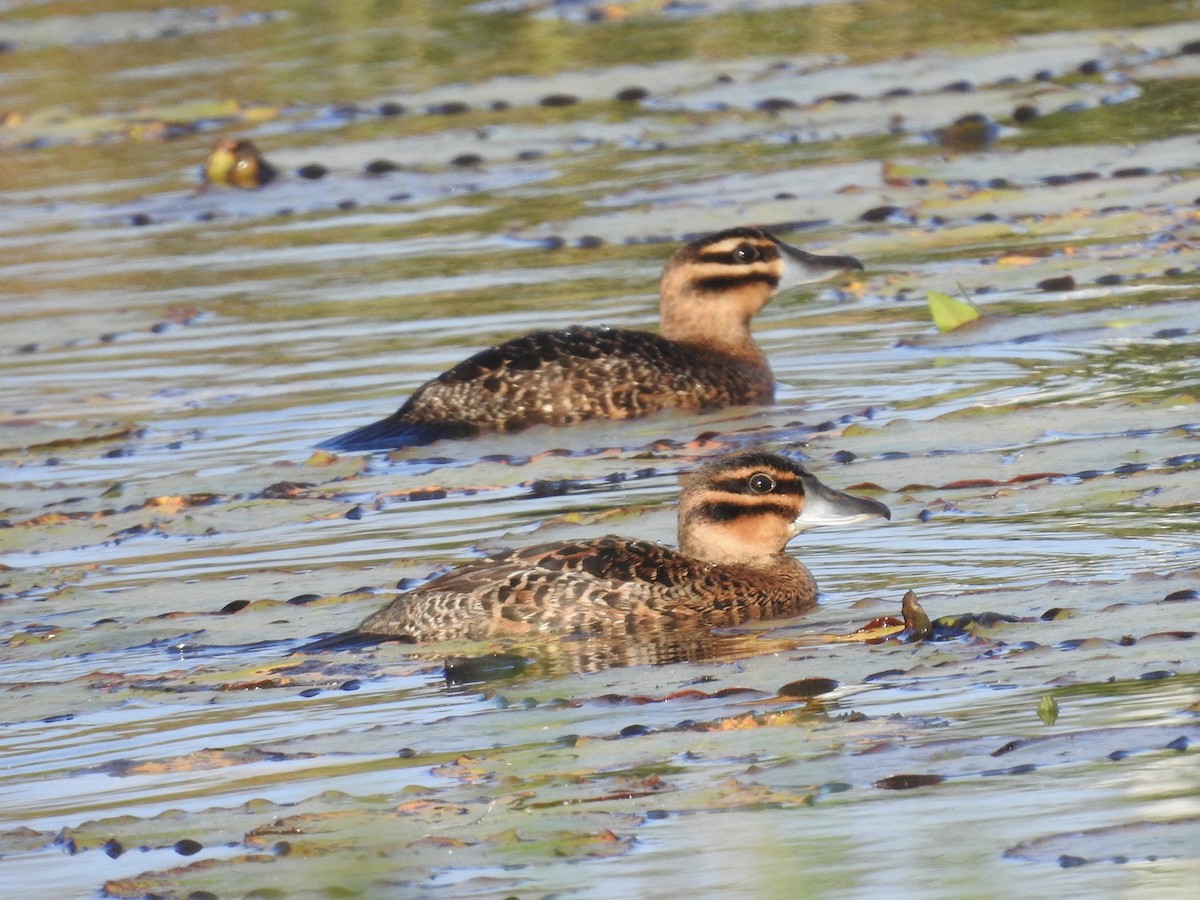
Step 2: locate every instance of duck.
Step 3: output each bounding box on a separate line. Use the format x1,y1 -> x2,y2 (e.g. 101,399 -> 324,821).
308,451 -> 889,644
319,226 -> 863,451
202,138 -> 278,189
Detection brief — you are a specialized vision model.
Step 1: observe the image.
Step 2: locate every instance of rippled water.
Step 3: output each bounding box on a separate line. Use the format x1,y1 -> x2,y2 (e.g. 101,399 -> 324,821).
2,1 -> 1199,897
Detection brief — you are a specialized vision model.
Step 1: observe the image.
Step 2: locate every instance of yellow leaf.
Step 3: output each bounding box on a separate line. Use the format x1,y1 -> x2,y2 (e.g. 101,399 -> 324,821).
927,290 -> 982,333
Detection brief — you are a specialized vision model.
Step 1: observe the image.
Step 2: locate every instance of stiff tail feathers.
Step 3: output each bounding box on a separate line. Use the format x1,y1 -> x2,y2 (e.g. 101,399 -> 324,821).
292,628 -> 413,654
318,415 -> 478,452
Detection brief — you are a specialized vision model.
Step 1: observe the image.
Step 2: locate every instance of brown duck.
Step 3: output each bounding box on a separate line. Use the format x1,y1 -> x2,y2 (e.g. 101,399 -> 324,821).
202,138 -> 278,189
320,227 -> 862,451
318,451 -> 889,644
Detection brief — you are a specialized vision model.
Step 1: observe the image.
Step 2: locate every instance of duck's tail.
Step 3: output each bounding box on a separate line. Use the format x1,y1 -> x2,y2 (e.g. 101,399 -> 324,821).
292,629 -> 412,654
317,415 -> 478,452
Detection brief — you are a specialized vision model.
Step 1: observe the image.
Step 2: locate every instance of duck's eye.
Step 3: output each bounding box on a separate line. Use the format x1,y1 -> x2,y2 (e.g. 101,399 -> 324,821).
748,472 -> 775,493
733,243 -> 760,264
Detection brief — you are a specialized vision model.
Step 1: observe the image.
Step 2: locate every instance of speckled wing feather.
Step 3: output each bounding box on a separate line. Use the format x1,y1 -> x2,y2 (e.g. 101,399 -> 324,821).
321,327 -> 773,450
357,536 -> 718,641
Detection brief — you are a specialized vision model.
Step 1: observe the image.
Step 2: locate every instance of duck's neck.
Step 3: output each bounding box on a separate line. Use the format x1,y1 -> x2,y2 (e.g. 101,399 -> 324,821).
660,291 -> 763,358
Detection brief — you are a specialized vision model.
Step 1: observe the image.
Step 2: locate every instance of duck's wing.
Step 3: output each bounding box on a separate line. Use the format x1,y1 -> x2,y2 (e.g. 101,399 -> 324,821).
318,328 -> 761,451
354,536 -> 710,641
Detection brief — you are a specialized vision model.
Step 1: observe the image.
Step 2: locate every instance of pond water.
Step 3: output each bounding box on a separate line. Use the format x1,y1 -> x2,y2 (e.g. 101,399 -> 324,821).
1,1 -> 1198,897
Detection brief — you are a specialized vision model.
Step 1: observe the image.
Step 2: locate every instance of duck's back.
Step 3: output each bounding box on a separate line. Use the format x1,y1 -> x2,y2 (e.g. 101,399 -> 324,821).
323,326 -> 773,450
357,534 -> 813,641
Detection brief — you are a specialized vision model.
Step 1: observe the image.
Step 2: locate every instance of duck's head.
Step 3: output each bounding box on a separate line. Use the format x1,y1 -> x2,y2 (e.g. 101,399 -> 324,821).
677,451 -> 889,567
658,226 -> 863,348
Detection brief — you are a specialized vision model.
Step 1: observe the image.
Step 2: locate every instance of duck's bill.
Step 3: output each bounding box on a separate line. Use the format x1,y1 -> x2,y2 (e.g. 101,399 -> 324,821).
775,238 -> 864,285
795,471 -> 891,530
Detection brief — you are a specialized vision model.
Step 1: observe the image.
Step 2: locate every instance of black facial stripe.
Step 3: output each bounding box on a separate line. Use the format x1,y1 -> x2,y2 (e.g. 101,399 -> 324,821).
691,273 -> 781,293
699,500 -> 797,523
698,246 -> 779,266
709,475 -> 802,496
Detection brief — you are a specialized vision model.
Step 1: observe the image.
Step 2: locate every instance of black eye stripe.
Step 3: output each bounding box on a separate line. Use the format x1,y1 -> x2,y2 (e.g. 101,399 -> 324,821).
709,475 -> 802,496
697,246 -> 779,266
699,501 -> 797,522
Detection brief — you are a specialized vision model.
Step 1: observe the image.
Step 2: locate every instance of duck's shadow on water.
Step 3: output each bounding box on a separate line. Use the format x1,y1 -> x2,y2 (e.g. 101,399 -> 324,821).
441,630 -> 802,682
282,628 -> 795,680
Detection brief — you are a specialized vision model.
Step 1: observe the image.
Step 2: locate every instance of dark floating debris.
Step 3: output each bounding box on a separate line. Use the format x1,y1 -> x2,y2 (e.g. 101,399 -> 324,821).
1044,171 -> 1101,186
1112,166 -> 1152,178
859,205 -> 902,223
1040,607 -> 1079,621
1162,589 -> 1198,602
364,159 -> 401,175
296,163 -> 328,180
1037,275 -> 1076,292
449,153 -> 483,167
173,839 -> 203,856
427,101 -> 470,115
874,773 -> 943,790
1012,104 -> 1039,123
815,92 -> 861,104
778,677 -> 839,698
539,93 -> 579,107
615,86 -> 648,102
756,97 -> 798,112
217,599 -> 251,615
378,101 -> 405,116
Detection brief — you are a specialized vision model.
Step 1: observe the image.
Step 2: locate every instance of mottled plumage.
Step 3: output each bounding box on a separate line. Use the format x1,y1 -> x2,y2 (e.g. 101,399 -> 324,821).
340,452 -> 890,643
321,227 -> 862,451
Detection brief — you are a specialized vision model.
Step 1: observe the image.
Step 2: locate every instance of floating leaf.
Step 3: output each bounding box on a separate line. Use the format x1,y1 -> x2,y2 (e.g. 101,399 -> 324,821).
927,290 -> 983,332
1038,695 -> 1060,726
